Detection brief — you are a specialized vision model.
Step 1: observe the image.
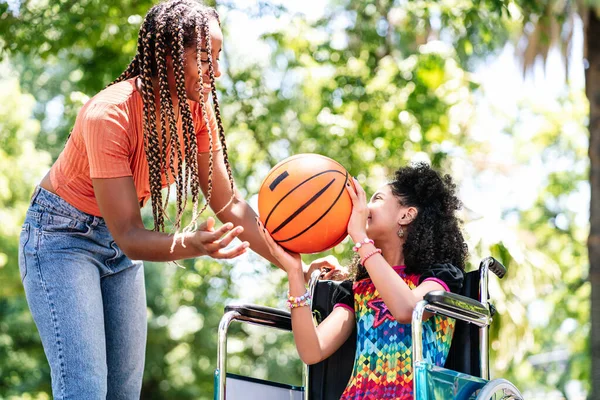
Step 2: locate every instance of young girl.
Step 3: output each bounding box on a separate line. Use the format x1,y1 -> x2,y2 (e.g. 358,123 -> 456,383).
258,163 -> 467,399
18,1 -> 293,397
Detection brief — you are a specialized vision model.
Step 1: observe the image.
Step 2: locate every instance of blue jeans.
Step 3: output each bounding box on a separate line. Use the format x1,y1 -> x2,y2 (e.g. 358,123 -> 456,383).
18,186 -> 147,399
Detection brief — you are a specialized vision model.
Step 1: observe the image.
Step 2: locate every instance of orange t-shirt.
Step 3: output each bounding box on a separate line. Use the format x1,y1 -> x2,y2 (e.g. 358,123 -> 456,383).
49,77 -> 221,216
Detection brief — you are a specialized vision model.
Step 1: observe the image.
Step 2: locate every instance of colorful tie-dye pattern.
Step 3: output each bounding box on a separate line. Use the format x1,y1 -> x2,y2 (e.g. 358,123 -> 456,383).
339,266 -> 455,400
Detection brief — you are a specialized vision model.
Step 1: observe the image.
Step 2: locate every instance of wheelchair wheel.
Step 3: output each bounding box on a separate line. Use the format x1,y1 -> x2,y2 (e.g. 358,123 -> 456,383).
475,379 -> 523,400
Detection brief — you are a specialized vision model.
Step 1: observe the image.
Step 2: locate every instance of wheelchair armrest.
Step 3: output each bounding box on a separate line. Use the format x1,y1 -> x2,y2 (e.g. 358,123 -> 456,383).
423,290 -> 491,327
224,304 -> 292,331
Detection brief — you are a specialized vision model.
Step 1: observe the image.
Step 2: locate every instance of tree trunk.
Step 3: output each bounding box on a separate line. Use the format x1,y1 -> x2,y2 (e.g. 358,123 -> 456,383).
587,8 -> 600,400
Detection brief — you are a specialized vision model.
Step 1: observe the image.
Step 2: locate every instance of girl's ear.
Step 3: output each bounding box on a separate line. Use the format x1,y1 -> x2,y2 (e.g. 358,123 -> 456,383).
398,207 -> 418,225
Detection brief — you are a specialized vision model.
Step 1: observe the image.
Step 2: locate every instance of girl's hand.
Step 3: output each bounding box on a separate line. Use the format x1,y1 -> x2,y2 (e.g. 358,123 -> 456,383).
256,217 -> 303,273
303,255 -> 349,282
191,217 -> 249,259
346,178 -> 369,242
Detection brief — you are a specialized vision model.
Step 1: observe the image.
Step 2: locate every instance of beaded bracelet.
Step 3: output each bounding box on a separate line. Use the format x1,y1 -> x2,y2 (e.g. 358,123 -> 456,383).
287,290 -> 312,309
287,297 -> 312,309
288,290 -> 310,303
361,248 -> 382,265
352,237 -> 375,252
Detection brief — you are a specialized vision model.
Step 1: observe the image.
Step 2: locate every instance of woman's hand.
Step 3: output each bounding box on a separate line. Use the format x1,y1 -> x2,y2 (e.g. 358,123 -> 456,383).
303,255 -> 349,282
346,178 -> 369,242
256,217 -> 303,273
190,217 -> 249,259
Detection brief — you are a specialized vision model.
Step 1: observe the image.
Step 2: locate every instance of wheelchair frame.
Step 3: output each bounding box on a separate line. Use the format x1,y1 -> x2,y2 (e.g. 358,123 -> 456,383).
215,257 -> 523,400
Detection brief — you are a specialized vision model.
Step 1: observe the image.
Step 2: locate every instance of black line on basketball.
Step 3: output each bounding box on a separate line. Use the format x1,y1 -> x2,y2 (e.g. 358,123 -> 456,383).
271,177 -> 336,235
276,171 -> 350,244
264,169 -> 346,228
269,171 -> 289,191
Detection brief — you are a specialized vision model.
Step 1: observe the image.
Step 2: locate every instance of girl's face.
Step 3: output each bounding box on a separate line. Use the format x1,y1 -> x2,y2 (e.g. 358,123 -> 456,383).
365,184 -> 411,240
181,18 -> 223,103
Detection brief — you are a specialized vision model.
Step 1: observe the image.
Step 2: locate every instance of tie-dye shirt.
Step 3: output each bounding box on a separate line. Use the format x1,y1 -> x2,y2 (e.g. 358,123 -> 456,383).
332,264 -> 463,400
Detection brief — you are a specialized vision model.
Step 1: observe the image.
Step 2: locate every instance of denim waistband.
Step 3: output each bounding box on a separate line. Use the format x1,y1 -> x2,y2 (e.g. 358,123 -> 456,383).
29,186 -> 105,226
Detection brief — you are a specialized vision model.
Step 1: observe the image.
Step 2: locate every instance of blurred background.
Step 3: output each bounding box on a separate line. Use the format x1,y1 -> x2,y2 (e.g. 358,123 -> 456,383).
0,0 -> 595,399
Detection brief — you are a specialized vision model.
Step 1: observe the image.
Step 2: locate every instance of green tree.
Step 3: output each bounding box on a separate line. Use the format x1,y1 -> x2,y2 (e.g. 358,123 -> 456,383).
0,65 -> 52,397
0,0 -> 588,398
504,1 -> 599,396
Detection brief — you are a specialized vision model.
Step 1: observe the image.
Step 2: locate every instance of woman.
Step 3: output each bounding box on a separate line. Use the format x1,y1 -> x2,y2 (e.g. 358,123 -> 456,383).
18,1 -> 304,397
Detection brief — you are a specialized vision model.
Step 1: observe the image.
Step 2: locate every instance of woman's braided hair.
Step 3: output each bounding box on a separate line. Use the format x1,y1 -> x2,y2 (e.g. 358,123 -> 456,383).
110,0 -> 234,233
350,163 -> 468,281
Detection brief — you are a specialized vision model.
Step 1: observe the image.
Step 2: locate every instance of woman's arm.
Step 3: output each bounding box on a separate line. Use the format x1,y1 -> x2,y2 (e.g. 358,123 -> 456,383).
197,151 -> 284,268
197,151 -> 348,281
93,176 -> 248,262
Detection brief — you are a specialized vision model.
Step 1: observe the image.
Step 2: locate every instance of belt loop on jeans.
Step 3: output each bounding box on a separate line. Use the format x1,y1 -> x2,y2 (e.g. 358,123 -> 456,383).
91,216 -> 102,227
29,186 -> 42,206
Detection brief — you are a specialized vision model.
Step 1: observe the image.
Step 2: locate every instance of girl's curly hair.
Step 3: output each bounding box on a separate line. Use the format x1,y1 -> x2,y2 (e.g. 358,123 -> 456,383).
350,163 -> 468,281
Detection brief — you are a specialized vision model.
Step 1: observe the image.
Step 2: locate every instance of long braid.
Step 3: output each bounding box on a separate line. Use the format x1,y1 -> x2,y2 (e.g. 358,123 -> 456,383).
183,12 -> 215,230
155,13 -> 180,223
156,0 -> 188,230
203,17 -> 235,216
139,24 -> 165,231
182,14 -> 205,228
171,8 -> 196,230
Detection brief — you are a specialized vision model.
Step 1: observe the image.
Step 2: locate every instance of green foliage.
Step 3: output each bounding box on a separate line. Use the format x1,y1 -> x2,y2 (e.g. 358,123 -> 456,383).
0,0 -> 590,398
466,89 -> 590,396
0,67 -> 52,397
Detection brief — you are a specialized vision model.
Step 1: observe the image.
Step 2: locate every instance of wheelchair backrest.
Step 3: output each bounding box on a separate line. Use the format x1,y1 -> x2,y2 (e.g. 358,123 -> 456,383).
443,270 -> 483,376
308,270 -> 488,399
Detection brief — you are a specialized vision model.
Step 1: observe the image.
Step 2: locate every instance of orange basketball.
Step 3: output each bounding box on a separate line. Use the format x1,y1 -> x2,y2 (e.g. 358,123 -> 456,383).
258,154 -> 354,254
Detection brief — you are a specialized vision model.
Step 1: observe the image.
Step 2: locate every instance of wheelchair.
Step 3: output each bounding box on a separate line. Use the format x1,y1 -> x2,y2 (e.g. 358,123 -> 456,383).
214,257 -> 523,399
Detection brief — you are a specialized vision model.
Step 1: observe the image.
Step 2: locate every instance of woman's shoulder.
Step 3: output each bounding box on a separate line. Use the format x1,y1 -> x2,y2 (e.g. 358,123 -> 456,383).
71,79 -> 142,146
82,78 -> 140,117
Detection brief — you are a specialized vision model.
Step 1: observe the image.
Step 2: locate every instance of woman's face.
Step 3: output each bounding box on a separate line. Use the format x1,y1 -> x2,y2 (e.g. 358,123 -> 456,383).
365,184 -> 406,240
182,17 -> 223,103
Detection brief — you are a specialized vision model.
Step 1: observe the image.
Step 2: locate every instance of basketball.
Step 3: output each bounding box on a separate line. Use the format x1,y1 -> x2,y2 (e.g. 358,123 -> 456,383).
258,154 -> 354,254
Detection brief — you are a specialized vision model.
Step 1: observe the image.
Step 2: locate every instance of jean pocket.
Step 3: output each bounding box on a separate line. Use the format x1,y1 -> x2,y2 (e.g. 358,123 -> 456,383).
19,223 -> 31,282
41,214 -> 90,236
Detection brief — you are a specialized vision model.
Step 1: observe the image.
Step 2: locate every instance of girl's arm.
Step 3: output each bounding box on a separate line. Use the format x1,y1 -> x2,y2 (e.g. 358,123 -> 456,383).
351,256 -> 442,324
287,268 -> 355,365
257,218 -> 355,365
345,179 -> 445,324
93,177 -> 249,261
